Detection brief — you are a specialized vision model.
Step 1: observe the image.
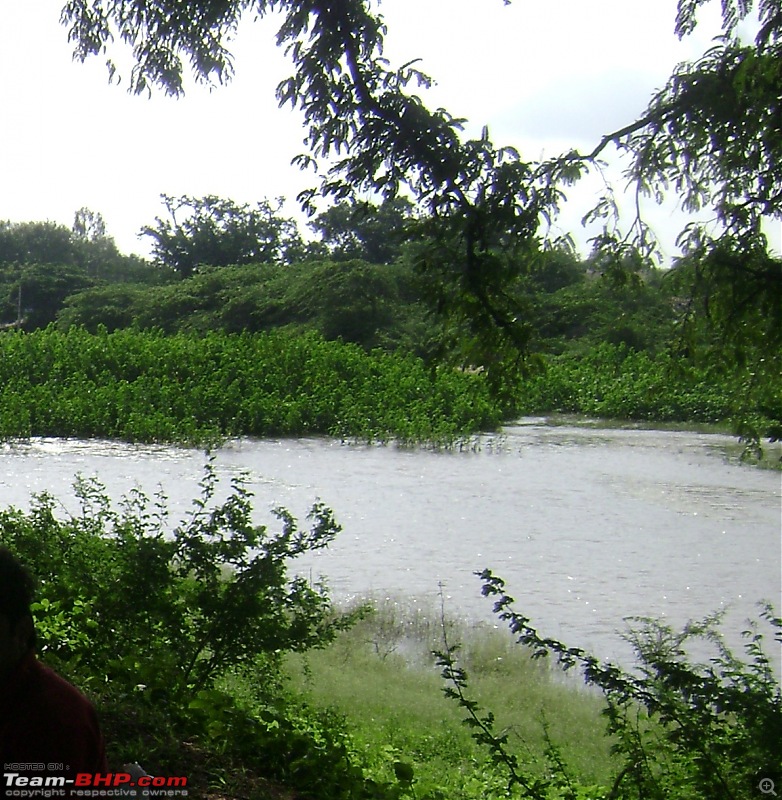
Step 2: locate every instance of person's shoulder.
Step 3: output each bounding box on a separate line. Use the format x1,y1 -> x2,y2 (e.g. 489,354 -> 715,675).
4,655 -> 108,774
30,658 -> 99,720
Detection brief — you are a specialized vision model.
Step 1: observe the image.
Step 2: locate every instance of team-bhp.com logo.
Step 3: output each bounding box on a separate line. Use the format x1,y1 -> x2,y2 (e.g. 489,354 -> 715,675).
4,770 -> 188,797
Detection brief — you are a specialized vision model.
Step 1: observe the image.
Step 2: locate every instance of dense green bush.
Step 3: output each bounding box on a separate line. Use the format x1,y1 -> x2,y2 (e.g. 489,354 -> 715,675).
525,270 -> 677,356
0,326 -> 777,449
0,464 -> 356,701
516,343 -> 781,444
58,259 -> 437,354
0,327 -> 503,443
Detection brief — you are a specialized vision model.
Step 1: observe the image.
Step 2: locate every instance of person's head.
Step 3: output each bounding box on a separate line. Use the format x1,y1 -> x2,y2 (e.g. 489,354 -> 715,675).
0,547 -> 36,677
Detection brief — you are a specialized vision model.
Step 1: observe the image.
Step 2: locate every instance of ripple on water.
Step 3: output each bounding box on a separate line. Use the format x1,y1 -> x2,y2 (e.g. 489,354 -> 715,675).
0,426 -> 778,670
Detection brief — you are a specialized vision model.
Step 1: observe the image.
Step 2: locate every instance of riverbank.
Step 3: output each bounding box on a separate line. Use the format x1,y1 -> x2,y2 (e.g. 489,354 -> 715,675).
0,330 -> 779,456
514,344 -> 782,462
282,598 -> 615,794
0,327 -> 504,444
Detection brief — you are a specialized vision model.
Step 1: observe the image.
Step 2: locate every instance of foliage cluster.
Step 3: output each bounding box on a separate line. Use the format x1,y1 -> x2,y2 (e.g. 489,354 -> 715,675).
431,569 -> 782,800
310,197 -> 415,264
517,344 -> 733,423
2,195 -> 778,446
3,464 -> 354,700
0,327 -> 502,444
56,242 -> 677,357
2,239 -> 778,446
59,0 -> 782,393
523,264 -> 676,356
0,470 -> 397,798
58,259 -> 436,356
0,216 -> 156,330
140,195 -> 307,277
514,343 -> 782,449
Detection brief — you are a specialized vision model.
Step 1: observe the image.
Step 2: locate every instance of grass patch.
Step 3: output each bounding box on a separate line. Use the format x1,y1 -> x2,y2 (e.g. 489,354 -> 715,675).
284,598 -> 616,796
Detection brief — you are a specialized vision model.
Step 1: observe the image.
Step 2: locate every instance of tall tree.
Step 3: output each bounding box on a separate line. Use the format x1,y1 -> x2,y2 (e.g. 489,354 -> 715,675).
60,1 -> 781,384
565,1 -> 782,380
0,221 -> 78,266
72,207 -> 108,241
140,194 -> 303,277
71,207 -> 134,279
310,197 -> 414,264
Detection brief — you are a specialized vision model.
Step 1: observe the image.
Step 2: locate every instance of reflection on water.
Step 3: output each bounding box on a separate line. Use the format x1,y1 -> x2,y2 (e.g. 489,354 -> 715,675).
0,421 -> 779,666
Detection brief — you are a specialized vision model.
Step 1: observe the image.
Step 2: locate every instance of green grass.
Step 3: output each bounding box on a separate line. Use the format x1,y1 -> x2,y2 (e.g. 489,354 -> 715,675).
282,598 -> 616,797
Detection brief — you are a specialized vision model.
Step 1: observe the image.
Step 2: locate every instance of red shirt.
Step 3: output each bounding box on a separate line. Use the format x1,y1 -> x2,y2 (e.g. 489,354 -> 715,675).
1,651 -> 108,791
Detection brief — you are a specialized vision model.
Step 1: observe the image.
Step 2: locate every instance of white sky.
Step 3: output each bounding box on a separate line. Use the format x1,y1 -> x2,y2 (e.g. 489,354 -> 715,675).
1,0 -> 777,260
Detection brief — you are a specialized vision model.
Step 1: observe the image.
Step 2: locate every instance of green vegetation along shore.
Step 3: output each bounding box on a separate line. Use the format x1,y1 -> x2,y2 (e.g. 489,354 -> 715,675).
0,327 -> 503,444
0,326 -> 778,459
0,204 -> 778,451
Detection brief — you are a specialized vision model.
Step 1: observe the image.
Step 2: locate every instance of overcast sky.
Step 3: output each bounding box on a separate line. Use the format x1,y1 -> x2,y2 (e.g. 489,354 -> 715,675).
1,0 -> 776,259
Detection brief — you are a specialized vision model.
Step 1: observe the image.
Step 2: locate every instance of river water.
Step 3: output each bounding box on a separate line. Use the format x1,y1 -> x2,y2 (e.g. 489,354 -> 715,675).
1,420 -> 779,666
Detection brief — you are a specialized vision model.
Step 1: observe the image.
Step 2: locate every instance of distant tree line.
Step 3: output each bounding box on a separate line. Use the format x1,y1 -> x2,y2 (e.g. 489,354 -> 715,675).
0,209 -> 153,330
0,196 -> 677,359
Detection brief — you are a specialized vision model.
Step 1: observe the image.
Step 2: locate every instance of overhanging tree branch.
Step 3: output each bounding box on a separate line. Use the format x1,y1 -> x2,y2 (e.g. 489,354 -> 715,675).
59,0 -> 782,388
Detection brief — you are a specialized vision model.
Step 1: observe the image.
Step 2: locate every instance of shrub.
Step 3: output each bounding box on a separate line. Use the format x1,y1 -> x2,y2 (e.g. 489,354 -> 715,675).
0,462 -> 358,703
435,569 -> 782,799
0,470 -> 432,798
0,327 -> 504,444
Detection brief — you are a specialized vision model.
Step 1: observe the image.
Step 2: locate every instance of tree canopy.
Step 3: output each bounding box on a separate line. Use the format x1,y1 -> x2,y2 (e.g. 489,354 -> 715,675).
310,197 -> 414,264
59,0 -> 781,383
141,194 -> 304,276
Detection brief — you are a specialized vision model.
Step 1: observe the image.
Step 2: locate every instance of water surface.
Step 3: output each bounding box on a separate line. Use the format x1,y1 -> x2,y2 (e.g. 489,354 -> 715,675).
1,421 -> 779,665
